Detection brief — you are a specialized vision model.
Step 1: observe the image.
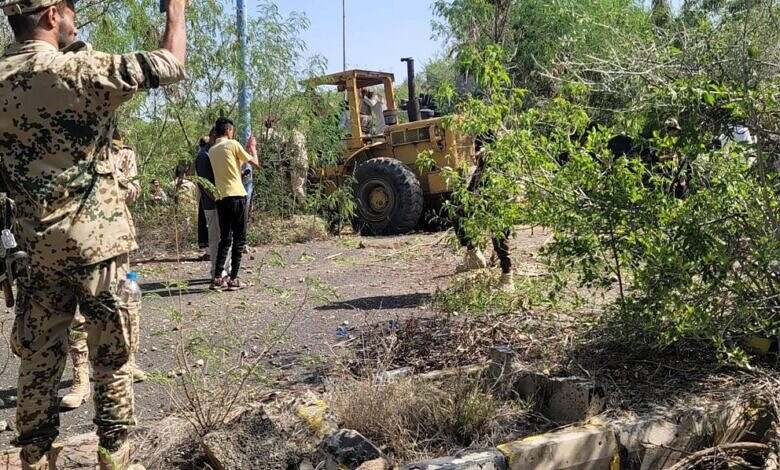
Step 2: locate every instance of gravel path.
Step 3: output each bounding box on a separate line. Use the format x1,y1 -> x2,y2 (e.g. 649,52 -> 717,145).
0,232 -> 463,450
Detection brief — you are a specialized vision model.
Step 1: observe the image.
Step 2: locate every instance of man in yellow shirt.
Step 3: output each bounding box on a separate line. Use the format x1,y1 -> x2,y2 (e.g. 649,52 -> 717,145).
208,117 -> 260,290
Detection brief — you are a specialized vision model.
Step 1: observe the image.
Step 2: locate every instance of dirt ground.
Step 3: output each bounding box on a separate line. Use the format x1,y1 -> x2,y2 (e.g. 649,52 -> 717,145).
0,228 -> 551,452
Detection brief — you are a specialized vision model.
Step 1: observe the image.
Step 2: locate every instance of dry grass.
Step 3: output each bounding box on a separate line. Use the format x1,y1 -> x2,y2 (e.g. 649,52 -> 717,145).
134,204 -> 199,258
247,214 -> 330,245
327,374 -> 536,462
132,415 -> 205,469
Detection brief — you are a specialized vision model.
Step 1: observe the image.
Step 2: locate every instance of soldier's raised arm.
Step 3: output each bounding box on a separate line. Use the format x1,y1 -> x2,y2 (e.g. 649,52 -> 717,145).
75,0 -> 188,110
160,0 -> 186,65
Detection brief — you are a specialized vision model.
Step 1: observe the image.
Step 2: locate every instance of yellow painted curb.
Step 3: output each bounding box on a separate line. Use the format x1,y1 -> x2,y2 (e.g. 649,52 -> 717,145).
296,398 -> 335,438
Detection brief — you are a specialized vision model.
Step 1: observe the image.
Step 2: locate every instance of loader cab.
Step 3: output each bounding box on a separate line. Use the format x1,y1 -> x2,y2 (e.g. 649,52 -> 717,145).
306,70 -> 398,152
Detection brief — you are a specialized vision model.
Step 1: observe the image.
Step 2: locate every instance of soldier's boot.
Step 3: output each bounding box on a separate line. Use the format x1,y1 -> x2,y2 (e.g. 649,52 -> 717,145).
499,273 -> 515,292
456,248 -> 488,273
98,442 -> 145,470
128,354 -> 147,383
20,443 -> 62,470
60,349 -> 90,410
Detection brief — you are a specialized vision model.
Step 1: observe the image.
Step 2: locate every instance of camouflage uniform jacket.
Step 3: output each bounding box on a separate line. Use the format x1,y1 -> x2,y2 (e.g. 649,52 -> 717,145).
263,128 -> 308,170
290,130 -> 308,172
0,40 -> 185,269
111,139 -> 140,194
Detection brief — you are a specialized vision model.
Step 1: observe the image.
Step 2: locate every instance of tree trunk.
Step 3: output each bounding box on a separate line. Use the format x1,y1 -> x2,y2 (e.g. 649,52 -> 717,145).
651,0 -> 672,27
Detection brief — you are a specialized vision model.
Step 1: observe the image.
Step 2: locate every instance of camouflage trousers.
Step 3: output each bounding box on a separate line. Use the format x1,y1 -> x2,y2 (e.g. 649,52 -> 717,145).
69,301 -> 140,357
11,254 -> 137,462
290,163 -> 308,206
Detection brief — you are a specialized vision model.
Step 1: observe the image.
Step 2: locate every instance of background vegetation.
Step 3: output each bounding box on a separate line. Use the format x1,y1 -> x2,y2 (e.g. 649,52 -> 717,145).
432,0 -> 780,365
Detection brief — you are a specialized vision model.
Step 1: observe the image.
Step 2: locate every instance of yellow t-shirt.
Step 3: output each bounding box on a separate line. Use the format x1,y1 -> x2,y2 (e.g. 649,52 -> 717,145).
208,137 -> 251,199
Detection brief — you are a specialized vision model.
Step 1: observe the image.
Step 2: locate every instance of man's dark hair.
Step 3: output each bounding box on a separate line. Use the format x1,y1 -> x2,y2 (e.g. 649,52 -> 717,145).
174,161 -> 189,179
8,0 -> 73,39
213,118 -> 234,137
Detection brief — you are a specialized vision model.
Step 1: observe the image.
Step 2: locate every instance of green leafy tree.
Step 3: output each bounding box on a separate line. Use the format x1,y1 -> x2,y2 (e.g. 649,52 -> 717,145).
438,0 -> 780,364
433,0 -> 652,96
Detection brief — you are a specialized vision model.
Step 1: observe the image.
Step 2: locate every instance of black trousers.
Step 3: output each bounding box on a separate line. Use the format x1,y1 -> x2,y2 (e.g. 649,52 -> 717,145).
215,196 -> 247,280
197,201 -> 208,248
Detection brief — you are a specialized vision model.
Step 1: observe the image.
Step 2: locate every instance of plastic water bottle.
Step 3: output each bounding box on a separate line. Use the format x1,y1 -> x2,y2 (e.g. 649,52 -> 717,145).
122,271 -> 142,305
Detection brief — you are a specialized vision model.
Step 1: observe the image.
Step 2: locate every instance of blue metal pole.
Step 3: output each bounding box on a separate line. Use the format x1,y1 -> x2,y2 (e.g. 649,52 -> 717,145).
237,0 -> 250,143
236,0 -> 254,208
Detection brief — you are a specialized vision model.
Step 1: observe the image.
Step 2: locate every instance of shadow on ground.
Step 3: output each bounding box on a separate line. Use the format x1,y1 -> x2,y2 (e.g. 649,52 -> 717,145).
140,278 -> 211,298
315,293 -> 431,311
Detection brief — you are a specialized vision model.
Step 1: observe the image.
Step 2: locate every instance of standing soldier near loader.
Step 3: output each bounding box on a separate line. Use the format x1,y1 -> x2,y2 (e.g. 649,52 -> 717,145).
264,117 -> 309,208
112,129 -> 142,204
61,128 -> 147,412
289,128 -> 309,208
0,0 -> 187,468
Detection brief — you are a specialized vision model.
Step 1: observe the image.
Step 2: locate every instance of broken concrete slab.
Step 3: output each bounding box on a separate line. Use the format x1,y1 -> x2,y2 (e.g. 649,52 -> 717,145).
415,364 -> 487,383
497,424 -> 618,470
404,449 -> 507,469
377,367 -> 414,382
322,429 -> 383,468
614,399 -> 758,469
202,406 -> 298,470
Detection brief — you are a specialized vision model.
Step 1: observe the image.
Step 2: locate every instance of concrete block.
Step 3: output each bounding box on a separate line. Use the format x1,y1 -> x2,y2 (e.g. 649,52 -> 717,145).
404,449 -> 507,470
614,416 -> 680,469
497,425 -> 618,470
488,346 -> 517,382
512,368 -> 545,399
357,458 -> 389,470
543,377 -> 605,424
507,368 -> 604,424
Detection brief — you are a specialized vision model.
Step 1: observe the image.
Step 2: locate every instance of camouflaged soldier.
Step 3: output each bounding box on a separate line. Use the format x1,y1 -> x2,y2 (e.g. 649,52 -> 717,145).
0,0 -> 187,468
112,129 -> 142,204
289,129 -> 309,207
61,129 -> 146,412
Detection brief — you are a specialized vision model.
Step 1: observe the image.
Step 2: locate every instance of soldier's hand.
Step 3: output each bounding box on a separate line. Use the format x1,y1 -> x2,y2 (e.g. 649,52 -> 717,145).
125,184 -> 140,203
246,135 -> 258,157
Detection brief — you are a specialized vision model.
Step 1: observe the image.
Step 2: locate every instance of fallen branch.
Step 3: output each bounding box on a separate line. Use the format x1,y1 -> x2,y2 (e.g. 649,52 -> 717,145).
666,442 -> 769,470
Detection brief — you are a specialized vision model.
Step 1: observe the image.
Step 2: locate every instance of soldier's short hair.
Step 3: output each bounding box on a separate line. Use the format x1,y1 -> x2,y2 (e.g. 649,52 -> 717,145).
7,0 -> 72,39
214,117 -> 234,137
